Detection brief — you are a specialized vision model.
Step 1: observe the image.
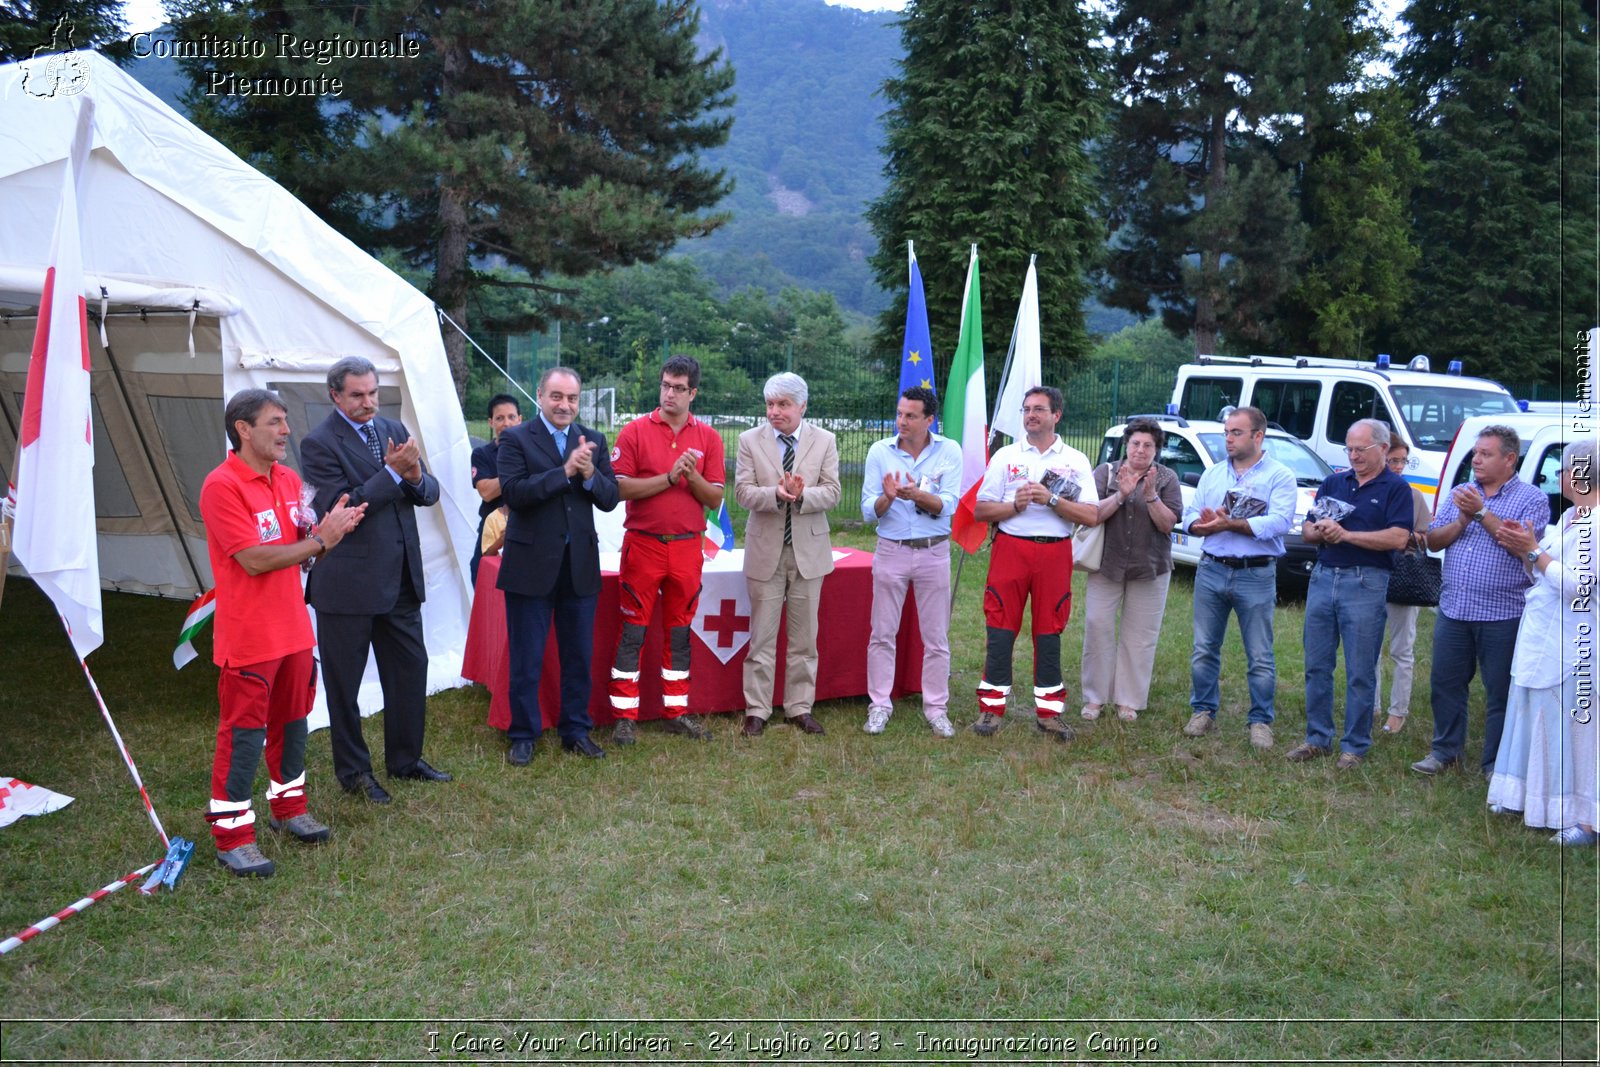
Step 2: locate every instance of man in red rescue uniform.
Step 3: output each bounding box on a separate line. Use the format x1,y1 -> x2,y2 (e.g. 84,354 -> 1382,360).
970,385 -> 1101,742
198,388 -> 364,877
606,355 -> 726,743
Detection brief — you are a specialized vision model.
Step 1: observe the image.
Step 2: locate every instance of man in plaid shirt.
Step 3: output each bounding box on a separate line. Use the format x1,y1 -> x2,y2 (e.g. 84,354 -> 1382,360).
1412,426 -> 1550,777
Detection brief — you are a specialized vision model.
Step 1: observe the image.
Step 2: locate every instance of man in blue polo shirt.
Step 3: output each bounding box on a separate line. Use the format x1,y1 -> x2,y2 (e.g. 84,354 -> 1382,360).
1287,418 -> 1415,768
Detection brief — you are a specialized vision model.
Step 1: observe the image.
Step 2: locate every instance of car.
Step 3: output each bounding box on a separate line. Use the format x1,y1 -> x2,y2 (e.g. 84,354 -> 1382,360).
1436,412 -> 1570,532
1097,415 -> 1335,586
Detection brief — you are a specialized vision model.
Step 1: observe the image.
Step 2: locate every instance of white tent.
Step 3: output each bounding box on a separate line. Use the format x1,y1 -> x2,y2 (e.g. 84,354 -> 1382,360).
0,52 -> 477,724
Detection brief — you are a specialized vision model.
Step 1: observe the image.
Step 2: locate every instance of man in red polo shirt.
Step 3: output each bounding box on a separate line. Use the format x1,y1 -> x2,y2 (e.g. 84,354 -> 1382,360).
607,355 -> 726,743
198,388 -> 365,878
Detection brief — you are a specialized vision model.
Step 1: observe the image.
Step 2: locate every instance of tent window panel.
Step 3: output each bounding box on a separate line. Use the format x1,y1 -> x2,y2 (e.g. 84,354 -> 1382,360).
9,391 -> 140,517
91,397 -> 141,517
265,381 -> 404,474
148,395 -> 227,523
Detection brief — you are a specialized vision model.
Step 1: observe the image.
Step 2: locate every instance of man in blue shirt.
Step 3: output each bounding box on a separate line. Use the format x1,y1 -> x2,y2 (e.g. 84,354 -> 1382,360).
1413,425 -> 1550,776
1180,406 -> 1297,748
859,387 -> 963,738
1287,418 -> 1415,768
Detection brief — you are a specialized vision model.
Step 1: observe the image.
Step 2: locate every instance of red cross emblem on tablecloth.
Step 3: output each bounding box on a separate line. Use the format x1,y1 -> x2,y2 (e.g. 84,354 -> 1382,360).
701,598 -> 750,649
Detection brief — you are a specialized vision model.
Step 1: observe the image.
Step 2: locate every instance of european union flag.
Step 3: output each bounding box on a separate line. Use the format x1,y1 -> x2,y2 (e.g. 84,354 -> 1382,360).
898,242 -> 937,431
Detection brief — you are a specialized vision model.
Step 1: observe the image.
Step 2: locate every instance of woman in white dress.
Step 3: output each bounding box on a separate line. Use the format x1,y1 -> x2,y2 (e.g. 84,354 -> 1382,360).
1487,439 -> 1599,845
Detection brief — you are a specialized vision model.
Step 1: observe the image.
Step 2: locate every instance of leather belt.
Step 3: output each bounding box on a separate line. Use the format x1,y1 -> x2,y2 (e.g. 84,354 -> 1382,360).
636,531 -> 700,543
1001,531 -> 1066,544
881,534 -> 950,549
1203,552 -> 1273,569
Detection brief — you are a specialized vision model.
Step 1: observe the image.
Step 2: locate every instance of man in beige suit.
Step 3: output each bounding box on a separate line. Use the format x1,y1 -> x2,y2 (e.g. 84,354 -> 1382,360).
734,372 -> 842,736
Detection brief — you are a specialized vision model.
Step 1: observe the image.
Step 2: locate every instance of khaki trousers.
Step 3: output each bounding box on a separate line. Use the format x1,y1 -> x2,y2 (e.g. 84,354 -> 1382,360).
743,544 -> 822,720
1079,569 -> 1171,711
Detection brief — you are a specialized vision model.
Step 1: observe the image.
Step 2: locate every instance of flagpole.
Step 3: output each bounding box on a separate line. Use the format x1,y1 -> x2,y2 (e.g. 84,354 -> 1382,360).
65,615 -> 172,851
950,255 -> 1031,609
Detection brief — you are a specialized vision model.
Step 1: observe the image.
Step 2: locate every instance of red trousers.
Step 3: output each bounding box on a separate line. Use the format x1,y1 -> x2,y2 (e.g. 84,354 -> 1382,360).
978,533 -> 1072,718
610,532 -> 703,719
207,650 -> 315,850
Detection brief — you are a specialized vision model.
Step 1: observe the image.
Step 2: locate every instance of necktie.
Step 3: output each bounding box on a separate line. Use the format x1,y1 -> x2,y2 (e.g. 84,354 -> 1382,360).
779,433 -> 796,545
362,422 -> 383,464
554,428 -> 568,458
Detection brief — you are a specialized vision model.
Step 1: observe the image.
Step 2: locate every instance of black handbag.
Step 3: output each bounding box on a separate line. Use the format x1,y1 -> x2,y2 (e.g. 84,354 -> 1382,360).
1387,538 -> 1441,607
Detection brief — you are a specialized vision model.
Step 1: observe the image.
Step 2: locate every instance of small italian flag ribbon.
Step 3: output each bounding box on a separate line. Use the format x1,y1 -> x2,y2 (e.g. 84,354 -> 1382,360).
173,589 -> 216,670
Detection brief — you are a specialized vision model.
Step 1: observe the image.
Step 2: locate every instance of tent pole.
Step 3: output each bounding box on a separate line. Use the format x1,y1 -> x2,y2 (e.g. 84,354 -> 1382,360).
99,330 -> 207,595
0,447 -> 17,614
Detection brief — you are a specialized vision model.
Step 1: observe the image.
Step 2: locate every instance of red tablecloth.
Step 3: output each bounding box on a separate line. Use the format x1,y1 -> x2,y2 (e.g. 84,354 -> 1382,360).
461,549 -> 926,730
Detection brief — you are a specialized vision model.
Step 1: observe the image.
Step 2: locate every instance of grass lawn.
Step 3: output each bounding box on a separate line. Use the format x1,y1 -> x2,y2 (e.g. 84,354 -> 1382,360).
0,529 -> 1594,1063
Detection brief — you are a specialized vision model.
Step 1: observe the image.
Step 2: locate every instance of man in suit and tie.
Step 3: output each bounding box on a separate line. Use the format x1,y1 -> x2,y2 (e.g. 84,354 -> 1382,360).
302,356 -> 451,804
496,366 -> 620,764
734,372 -> 842,737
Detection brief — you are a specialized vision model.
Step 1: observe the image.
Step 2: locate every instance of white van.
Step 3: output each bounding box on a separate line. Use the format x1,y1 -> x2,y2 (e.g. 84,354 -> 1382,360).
1172,354 -> 1519,506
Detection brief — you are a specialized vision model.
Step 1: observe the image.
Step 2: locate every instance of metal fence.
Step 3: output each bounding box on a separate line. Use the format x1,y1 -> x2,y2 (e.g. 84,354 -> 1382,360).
466,332 -> 1179,527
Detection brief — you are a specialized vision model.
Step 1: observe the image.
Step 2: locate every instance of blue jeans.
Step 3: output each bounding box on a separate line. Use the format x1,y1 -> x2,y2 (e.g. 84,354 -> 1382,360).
1303,564 -> 1391,756
1190,557 -> 1278,724
1429,612 -> 1520,770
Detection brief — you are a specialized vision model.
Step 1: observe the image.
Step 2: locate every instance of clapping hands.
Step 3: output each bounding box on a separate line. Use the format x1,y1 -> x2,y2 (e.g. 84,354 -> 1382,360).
564,438 -> 596,480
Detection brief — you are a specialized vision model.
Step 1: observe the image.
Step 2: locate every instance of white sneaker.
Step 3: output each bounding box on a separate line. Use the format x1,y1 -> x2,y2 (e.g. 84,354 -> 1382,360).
928,715 -> 955,738
864,707 -> 891,734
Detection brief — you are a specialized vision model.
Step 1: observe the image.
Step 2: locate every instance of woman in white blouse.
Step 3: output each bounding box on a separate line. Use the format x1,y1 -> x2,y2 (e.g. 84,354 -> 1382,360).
1487,438 -> 1599,845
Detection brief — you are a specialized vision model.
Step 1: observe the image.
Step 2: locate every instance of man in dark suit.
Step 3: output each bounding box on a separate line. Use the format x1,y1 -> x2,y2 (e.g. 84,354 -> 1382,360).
496,366 -> 620,764
301,356 -> 452,803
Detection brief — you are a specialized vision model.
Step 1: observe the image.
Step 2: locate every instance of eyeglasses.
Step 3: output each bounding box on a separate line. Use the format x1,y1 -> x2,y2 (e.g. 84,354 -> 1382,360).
1021,406 -> 1053,416
1344,443 -> 1382,456
660,382 -> 692,395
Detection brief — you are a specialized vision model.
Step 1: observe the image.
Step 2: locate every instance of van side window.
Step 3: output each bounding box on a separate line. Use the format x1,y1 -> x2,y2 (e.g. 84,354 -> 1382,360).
1180,376 -> 1242,421
1253,379 -> 1320,439
1327,381 -> 1386,444
1534,442 -> 1567,517
1160,435 -> 1208,484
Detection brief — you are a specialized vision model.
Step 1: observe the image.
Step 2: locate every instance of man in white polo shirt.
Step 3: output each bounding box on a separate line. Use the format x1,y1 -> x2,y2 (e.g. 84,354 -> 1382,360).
971,386 -> 1101,741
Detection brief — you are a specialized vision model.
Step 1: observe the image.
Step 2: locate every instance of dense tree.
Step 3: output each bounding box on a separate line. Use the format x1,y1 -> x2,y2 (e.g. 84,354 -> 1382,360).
867,0 -> 1105,372
1283,85 -> 1421,359
166,0 -> 735,399
0,0 -> 131,63
1099,0 -> 1376,356
1392,0 -> 1596,384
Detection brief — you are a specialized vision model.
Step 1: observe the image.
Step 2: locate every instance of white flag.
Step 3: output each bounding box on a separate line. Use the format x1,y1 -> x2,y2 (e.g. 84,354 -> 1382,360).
991,255 -> 1042,443
13,97 -> 102,659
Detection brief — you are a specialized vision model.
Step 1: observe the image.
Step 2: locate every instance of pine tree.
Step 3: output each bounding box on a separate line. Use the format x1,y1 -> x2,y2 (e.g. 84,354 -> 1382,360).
0,0 -> 131,63
1098,0 -> 1375,356
1286,85 -> 1422,359
166,0 -> 735,398
1393,0 -> 1596,384
866,0 -> 1104,376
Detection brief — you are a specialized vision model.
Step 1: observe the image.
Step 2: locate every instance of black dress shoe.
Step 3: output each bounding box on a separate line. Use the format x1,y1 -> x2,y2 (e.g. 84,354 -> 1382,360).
560,734 -> 606,759
788,712 -> 826,735
741,714 -> 767,738
392,758 -> 453,782
506,740 -> 534,766
341,771 -> 392,804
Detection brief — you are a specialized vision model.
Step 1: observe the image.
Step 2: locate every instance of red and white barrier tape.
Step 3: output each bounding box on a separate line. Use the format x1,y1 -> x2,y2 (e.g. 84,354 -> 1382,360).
0,863 -> 157,955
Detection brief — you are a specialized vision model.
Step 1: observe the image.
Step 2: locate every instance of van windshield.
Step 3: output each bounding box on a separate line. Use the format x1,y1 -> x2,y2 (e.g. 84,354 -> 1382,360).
1391,385 -> 1518,450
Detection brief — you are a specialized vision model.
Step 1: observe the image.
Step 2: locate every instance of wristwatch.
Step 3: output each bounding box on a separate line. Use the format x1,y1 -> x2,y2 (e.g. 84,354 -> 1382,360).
1048,493 -> 1061,509
1527,546 -> 1544,564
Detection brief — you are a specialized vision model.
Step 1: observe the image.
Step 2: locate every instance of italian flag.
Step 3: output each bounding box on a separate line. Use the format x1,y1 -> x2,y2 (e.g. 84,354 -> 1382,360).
945,245 -> 988,553
703,502 -> 735,559
172,589 -> 216,670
